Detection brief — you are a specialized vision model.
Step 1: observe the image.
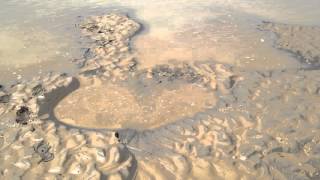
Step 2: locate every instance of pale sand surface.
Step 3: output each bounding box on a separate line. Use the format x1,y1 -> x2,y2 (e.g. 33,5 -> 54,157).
0,14 -> 320,180
55,79 -> 216,129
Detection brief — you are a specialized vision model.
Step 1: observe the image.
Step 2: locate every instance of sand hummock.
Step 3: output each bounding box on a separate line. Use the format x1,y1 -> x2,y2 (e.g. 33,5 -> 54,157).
1,14 -> 320,180
54,78 -> 216,130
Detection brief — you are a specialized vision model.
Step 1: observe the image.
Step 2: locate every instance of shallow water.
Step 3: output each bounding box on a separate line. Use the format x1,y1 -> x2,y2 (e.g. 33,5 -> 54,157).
1,0 -> 320,84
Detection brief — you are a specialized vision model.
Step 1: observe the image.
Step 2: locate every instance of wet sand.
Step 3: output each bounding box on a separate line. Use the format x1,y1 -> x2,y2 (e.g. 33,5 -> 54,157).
55,79 -> 216,130
259,21 -> 320,69
0,14 -> 320,180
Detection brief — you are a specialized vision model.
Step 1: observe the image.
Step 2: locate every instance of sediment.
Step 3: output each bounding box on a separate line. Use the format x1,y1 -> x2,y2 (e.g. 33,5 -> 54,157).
259,21 -> 320,69
0,14 -> 320,179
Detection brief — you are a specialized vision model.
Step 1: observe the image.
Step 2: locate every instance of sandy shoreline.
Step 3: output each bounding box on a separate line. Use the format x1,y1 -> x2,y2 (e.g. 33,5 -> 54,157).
1,14 -> 320,179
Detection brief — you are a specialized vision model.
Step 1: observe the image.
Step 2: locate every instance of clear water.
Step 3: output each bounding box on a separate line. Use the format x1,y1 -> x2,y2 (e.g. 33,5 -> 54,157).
1,0 -> 320,84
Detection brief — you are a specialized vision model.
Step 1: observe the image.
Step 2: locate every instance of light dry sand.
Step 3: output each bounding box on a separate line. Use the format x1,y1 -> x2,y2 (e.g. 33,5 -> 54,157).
0,14 -> 320,180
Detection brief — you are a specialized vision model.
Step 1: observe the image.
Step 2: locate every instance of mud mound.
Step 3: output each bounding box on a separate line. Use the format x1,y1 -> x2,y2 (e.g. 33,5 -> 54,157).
54,77 -> 216,130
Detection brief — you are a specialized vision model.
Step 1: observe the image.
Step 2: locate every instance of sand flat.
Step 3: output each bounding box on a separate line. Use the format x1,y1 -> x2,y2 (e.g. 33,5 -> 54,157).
55,79 -> 216,129
0,13 -> 320,180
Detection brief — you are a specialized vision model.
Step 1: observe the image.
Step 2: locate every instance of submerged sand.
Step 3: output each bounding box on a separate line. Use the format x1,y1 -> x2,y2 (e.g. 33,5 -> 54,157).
0,14 -> 320,179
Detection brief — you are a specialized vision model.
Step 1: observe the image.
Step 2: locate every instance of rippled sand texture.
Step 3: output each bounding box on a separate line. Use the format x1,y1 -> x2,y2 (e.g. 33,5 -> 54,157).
1,14 -> 320,180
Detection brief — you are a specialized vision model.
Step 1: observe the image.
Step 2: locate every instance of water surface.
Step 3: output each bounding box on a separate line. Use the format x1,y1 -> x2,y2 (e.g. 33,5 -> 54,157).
1,0 -> 320,84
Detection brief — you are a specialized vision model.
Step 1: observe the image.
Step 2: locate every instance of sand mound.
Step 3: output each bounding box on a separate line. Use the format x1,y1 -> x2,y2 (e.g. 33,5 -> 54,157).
259,21 -> 320,69
55,79 -> 216,129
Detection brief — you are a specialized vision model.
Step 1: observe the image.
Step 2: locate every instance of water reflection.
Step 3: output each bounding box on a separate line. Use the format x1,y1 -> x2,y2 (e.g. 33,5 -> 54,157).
1,0 -> 319,84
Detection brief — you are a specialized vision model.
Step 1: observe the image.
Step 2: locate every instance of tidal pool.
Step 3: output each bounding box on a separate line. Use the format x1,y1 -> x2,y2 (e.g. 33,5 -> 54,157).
0,2 -> 320,179
1,0 -> 320,85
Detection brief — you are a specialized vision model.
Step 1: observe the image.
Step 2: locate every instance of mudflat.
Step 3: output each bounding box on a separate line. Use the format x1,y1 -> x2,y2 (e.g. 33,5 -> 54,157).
0,13 -> 320,180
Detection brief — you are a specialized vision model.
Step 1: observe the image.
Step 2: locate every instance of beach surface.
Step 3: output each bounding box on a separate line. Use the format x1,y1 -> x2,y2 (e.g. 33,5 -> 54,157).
1,13 -> 320,179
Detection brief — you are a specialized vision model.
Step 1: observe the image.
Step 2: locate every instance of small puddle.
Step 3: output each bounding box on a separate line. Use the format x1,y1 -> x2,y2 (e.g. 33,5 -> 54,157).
2,0 -> 320,86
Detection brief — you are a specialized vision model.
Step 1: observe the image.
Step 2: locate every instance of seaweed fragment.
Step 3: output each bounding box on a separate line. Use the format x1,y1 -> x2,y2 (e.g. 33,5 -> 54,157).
83,48 -> 95,60
128,59 -> 138,72
16,106 -> 31,125
151,64 -> 202,83
33,140 -> 54,163
32,84 -> 45,96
